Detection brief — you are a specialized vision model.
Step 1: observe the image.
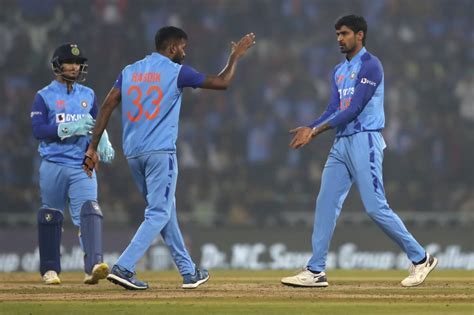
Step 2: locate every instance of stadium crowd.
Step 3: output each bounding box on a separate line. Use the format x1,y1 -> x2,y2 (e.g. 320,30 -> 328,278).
0,0 -> 472,227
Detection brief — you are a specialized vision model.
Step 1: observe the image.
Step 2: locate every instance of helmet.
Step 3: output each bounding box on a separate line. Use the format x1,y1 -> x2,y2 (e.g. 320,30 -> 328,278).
51,43 -> 88,82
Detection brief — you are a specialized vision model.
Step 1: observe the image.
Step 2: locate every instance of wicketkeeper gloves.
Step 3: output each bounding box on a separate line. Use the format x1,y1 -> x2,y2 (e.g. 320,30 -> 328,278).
57,114 -> 95,140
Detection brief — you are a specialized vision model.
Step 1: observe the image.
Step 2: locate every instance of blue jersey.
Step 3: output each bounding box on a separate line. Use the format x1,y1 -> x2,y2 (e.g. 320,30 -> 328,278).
31,80 -> 97,167
309,47 -> 384,137
115,52 -> 204,158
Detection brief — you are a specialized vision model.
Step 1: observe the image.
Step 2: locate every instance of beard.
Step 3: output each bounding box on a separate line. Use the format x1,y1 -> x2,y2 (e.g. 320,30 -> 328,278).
172,55 -> 183,64
62,73 -> 79,81
340,44 -> 356,54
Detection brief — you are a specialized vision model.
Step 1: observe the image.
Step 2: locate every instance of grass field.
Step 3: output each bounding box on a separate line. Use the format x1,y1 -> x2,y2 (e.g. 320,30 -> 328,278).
0,270 -> 472,314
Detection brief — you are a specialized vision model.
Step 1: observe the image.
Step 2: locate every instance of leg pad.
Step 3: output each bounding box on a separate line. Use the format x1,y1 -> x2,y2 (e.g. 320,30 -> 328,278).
80,201 -> 104,274
38,208 -> 63,275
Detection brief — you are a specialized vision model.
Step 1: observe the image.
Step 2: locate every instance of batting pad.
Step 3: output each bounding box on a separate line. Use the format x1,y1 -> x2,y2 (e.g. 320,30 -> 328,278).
37,208 -> 64,275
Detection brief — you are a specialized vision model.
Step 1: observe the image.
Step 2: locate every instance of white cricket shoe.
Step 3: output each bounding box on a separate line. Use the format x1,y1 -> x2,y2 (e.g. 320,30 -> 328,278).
43,270 -> 61,285
281,268 -> 328,287
84,262 -> 110,285
401,253 -> 438,287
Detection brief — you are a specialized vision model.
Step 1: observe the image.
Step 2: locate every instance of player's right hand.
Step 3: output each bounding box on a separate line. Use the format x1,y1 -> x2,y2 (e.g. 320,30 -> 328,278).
83,147 -> 99,178
231,33 -> 256,59
289,126 -> 313,149
58,114 -> 95,139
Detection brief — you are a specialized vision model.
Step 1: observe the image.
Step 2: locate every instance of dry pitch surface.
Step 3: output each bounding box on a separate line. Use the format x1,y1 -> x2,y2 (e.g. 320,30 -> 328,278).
0,270 -> 472,314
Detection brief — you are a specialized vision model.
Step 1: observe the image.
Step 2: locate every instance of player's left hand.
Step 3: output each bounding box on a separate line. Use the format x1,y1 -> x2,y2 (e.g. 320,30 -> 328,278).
289,126 -> 314,149
83,147 -> 99,177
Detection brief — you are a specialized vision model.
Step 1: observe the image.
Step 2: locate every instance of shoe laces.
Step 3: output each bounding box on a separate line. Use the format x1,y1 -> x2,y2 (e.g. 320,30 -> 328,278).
117,266 -> 135,278
303,267 -> 323,275
299,268 -> 319,278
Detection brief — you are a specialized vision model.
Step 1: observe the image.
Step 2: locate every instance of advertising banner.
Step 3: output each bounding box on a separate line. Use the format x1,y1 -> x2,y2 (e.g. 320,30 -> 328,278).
0,225 -> 472,272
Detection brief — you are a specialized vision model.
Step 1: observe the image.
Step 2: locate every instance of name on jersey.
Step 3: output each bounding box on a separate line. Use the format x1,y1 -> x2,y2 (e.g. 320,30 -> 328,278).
31,111 -> 42,118
132,72 -> 161,83
55,113 -> 87,123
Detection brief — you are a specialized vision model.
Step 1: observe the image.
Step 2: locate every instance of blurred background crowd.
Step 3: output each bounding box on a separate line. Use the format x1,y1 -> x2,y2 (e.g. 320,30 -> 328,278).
0,0 -> 472,228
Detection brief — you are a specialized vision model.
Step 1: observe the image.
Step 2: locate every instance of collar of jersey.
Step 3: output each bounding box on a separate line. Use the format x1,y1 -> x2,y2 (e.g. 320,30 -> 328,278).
344,47 -> 367,65
151,52 -> 168,60
51,79 -> 75,93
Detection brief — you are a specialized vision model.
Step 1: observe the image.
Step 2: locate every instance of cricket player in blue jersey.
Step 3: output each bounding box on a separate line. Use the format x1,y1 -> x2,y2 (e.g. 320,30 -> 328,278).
31,43 -> 115,285
83,27 -> 255,290
281,15 -> 437,288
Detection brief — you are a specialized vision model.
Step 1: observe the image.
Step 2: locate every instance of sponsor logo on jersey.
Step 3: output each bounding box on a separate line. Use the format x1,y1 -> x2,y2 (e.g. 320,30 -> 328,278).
30,111 -> 42,118
337,75 -> 345,83
350,72 -> 356,80
56,113 -> 65,123
360,77 -> 377,86
81,100 -> 88,108
338,87 -> 355,97
55,113 -> 87,123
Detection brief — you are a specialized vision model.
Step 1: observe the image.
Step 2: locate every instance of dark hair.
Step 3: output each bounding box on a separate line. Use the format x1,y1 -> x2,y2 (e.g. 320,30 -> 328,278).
154,26 -> 188,51
335,15 -> 368,45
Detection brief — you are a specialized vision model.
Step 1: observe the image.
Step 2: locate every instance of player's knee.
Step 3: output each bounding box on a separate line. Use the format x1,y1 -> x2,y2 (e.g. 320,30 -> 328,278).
365,207 -> 378,218
364,204 -> 389,218
80,200 -> 103,219
145,207 -> 171,224
38,208 -> 64,225
363,196 -> 391,218
315,196 -> 338,213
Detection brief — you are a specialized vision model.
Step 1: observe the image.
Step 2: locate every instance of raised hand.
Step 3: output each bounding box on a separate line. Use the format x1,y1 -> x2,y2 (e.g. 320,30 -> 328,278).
231,33 -> 256,59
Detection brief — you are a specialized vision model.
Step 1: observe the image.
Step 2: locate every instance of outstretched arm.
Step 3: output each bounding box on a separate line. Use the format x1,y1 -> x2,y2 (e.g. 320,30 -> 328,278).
199,33 -> 256,90
83,87 -> 121,176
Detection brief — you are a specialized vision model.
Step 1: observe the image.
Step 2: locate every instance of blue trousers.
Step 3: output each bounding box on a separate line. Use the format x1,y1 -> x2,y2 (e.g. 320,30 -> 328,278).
39,159 -> 97,227
307,132 -> 425,271
116,153 -> 195,275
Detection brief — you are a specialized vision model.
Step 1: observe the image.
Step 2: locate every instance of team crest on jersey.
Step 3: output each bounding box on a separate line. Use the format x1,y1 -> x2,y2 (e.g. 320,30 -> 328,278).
350,72 -> 356,80
56,113 -> 65,123
81,100 -> 88,108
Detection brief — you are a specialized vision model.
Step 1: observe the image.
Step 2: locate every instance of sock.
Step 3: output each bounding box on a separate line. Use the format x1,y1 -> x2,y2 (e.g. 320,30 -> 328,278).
413,254 -> 427,265
307,267 -> 322,274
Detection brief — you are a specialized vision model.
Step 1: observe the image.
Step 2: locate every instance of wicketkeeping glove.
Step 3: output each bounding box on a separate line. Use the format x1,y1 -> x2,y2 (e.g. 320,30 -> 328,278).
97,129 -> 115,163
57,114 -> 95,140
